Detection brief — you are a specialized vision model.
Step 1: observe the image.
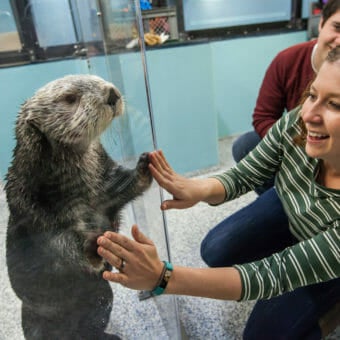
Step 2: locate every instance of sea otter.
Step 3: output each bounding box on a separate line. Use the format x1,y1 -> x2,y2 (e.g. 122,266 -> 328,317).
5,74 -> 152,339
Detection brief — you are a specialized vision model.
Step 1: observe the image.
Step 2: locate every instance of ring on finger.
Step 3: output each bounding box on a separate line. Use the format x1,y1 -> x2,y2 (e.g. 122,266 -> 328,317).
119,258 -> 126,271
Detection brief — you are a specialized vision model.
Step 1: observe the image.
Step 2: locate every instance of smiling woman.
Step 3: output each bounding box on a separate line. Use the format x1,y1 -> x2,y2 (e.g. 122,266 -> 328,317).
97,47 -> 340,339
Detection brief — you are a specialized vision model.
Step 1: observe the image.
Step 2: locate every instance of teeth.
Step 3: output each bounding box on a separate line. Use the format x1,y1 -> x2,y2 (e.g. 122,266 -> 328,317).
308,131 -> 327,138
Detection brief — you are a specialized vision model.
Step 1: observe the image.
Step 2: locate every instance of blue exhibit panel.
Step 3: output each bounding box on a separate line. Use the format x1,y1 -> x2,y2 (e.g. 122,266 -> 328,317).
211,31 -> 308,137
145,44 -> 219,174
183,0 -> 291,31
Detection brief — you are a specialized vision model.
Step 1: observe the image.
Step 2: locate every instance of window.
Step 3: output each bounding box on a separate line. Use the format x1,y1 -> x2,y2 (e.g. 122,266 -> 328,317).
0,0 -> 21,52
29,0 -> 101,47
0,0 -> 307,68
30,0 -> 77,47
182,0 -> 292,31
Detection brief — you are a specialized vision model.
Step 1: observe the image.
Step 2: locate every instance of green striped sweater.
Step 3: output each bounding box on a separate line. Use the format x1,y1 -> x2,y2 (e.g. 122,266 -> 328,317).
213,107 -> 340,301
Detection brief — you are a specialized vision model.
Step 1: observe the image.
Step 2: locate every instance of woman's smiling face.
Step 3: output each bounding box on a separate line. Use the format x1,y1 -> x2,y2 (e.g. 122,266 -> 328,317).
301,59 -> 340,165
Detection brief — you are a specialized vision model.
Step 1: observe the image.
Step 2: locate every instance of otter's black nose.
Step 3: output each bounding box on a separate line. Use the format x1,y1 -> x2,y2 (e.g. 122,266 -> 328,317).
108,88 -> 120,106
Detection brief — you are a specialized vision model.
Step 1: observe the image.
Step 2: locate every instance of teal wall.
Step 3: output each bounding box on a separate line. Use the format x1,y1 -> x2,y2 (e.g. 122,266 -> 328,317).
0,31 -> 307,179
211,31 -> 308,136
147,43 -> 218,173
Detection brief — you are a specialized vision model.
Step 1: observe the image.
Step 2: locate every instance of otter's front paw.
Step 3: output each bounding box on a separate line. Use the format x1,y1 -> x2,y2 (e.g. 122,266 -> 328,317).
136,152 -> 153,188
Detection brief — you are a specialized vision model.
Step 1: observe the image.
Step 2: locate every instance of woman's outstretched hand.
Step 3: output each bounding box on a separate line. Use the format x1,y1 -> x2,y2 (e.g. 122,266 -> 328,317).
148,150 -> 226,209
149,150 -> 204,209
97,225 -> 164,290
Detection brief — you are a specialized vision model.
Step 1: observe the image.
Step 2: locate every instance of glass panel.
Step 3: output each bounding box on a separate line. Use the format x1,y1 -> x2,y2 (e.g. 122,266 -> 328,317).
30,0 -> 103,47
98,0 -> 137,50
30,0 -> 77,47
80,0 -> 181,337
97,0 -> 179,51
303,0 -> 313,18
72,0 -> 102,43
1,0 -> 181,338
183,0 -> 292,31
0,0 -> 21,52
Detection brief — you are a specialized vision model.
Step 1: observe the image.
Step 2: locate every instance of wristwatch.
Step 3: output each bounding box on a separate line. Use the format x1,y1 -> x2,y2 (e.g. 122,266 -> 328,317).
151,261 -> 173,296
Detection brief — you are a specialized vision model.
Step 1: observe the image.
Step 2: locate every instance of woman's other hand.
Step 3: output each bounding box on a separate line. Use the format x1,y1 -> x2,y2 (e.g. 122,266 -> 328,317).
97,225 -> 163,290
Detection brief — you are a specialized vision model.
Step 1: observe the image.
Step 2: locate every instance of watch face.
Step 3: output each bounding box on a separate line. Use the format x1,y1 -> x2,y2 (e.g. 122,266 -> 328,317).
164,270 -> 171,282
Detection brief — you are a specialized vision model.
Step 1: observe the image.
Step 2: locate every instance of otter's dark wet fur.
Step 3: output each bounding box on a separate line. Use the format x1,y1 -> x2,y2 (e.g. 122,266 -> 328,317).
5,74 -> 152,339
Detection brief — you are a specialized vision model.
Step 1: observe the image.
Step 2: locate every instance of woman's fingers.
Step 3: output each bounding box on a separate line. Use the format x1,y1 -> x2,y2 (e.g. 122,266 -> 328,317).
98,225 -> 164,291
98,228 -> 152,268
162,200 -> 183,210
149,160 -> 181,191
97,233 -> 132,267
149,150 -> 171,173
149,151 -> 174,183
155,150 -> 172,172
102,231 -> 135,251
131,224 -> 154,246
102,270 -> 128,286
97,243 -> 122,269
148,163 -> 168,187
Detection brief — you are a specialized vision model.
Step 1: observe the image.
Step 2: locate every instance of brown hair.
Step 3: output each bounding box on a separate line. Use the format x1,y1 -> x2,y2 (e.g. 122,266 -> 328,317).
321,0 -> 340,27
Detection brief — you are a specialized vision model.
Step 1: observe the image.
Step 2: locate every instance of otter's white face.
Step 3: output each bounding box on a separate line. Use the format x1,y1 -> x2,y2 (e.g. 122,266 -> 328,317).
24,74 -> 124,148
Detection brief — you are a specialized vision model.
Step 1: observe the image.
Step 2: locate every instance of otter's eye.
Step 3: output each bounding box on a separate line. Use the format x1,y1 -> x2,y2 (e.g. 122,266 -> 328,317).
64,94 -> 78,104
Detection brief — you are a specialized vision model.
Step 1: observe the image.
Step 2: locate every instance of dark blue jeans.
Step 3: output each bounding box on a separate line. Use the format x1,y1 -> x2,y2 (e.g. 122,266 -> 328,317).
232,130 -> 274,194
200,188 -> 340,339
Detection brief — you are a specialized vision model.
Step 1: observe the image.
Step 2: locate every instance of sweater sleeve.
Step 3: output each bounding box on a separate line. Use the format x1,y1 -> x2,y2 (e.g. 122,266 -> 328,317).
212,109 -> 289,201
252,41 -> 316,139
235,227 -> 340,300
252,54 -> 287,138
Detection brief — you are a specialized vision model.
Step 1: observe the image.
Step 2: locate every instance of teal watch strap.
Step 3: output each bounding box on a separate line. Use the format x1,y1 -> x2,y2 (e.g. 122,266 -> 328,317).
151,261 -> 173,296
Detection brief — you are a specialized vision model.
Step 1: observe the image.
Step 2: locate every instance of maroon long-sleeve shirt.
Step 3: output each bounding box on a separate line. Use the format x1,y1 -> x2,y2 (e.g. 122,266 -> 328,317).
253,39 -> 317,138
